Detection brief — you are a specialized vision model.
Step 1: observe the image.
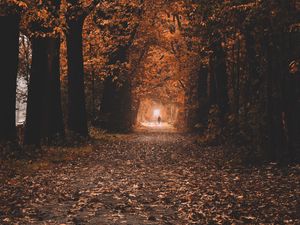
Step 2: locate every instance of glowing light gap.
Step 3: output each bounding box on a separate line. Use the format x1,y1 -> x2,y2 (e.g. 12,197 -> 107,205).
153,109 -> 160,117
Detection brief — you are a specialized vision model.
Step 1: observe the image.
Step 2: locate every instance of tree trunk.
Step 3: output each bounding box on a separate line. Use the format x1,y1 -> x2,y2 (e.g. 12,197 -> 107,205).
42,37 -> 64,141
212,40 -> 229,119
235,38 -> 240,118
100,45 -> 133,132
112,80 -> 132,132
66,17 -> 88,136
24,38 -> 48,145
264,34 -> 274,159
24,38 -> 64,145
265,34 -> 284,160
42,0 -> 64,142
208,55 -> 217,106
244,29 -> 259,103
100,76 -> 132,132
197,66 -> 209,127
91,68 -> 96,125
0,15 -> 20,143
99,76 -> 117,125
285,32 -> 300,161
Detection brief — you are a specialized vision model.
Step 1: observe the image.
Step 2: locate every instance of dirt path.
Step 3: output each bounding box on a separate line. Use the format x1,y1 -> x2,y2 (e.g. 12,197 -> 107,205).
0,132 -> 299,224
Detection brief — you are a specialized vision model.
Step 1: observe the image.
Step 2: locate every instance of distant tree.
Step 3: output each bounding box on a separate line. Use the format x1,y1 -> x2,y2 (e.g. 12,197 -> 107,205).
94,0 -> 143,132
190,0 -> 300,160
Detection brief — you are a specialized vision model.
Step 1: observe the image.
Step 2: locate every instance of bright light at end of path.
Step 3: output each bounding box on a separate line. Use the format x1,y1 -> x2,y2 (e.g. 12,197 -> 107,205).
153,109 -> 160,117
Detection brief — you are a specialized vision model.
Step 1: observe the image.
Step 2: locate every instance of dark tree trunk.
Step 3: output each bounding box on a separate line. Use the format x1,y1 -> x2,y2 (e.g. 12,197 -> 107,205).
100,45 -> 133,132
244,29 -> 260,102
208,55 -> 217,106
264,34 -> 275,159
42,37 -> 64,140
24,38 -> 64,145
24,1 -> 64,145
197,66 -> 209,127
234,38 -> 241,118
285,32 -> 300,161
132,98 -> 140,127
212,40 -> 229,119
100,76 -> 117,117
285,72 -> 300,160
0,15 -> 20,143
99,76 -> 117,129
24,38 -> 48,145
264,34 -> 285,160
112,80 -> 132,132
66,17 -> 88,136
100,76 -> 132,132
42,0 -> 64,141
91,68 -> 96,124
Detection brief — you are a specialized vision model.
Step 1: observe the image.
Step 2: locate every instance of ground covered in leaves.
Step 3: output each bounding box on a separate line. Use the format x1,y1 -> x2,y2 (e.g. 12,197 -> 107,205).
0,131 -> 299,224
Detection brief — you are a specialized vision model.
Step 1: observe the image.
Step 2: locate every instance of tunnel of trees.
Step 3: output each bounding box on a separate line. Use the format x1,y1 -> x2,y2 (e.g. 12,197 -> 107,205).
0,0 -> 300,162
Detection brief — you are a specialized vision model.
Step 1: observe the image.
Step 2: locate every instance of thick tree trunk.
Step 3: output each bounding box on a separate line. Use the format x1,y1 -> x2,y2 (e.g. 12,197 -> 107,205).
0,15 -> 20,143
264,34 -> 285,160
285,32 -> 300,160
285,73 -> 300,160
24,38 -> 64,145
24,38 -> 48,145
24,1 -> 64,145
66,18 -> 88,136
42,0 -> 64,141
42,37 -> 64,140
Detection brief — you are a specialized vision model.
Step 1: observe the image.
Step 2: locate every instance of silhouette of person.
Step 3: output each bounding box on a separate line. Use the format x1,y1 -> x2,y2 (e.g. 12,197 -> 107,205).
158,116 -> 161,124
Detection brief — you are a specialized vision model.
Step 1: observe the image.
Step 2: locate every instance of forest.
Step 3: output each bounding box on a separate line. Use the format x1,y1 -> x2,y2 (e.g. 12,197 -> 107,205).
0,0 -> 300,224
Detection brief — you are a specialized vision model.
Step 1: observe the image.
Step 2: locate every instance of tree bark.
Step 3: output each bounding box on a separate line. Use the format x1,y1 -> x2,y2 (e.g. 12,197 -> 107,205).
24,1 -> 64,145
112,80 -> 132,132
66,17 -> 88,136
244,29 -> 259,103
99,76 -> 117,128
99,44 -> 134,132
24,38 -> 48,145
42,37 -> 64,141
197,66 -> 209,127
0,15 -> 20,143
285,32 -> 300,160
100,76 -> 132,132
24,38 -> 64,145
208,55 -> 217,106
42,0 -> 64,141
235,38 -> 240,118
264,34 -> 284,160
212,40 -> 229,119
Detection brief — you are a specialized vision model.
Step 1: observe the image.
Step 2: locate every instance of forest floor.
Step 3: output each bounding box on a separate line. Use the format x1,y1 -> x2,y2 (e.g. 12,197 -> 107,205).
0,130 -> 299,224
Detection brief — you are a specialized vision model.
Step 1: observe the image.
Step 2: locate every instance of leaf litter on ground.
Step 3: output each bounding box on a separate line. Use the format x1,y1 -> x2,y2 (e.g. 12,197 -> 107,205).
0,131 -> 299,224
